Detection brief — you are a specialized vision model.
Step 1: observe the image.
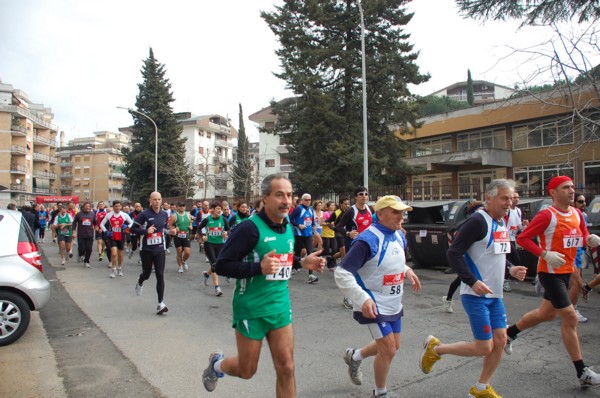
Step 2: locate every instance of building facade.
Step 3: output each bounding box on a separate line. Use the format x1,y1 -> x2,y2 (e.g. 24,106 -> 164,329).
57,131 -> 130,204
176,113 -> 237,200
429,80 -> 516,104
403,85 -> 599,201
0,81 -> 59,207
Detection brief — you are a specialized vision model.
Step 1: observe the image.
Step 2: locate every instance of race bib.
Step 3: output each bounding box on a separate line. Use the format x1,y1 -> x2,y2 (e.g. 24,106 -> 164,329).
208,227 -> 222,237
303,217 -> 312,227
82,220 -> 92,226
147,232 -> 163,245
382,272 -> 405,295
265,254 -> 293,281
563,230 -> 583,248
60,228 -> 70,236
508,226 -> 518,241
493,231 -> 511,254
177,231 -> 188,239
113,227 -> 122,233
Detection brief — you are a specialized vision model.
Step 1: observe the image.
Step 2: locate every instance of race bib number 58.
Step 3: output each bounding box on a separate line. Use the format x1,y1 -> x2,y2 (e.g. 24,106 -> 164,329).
265,254 -> 293,281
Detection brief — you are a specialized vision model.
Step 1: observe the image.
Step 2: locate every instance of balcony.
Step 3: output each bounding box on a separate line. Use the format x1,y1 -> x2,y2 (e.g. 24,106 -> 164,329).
33,170 -> 57,179
10,184 -> 28,192
10,164 -> 28,174
60,161 -> 73,167
33,187 -> 52,194
404,148 -> 512,171
60,185 -> 73,190
109,171 -> 126,179
11,125 -> 27,136
279,164 -> 293,172
215,172 -> 229,180
213,155 -> 230,164
11,145 -> 28,155
33,134 -> 58,147
215,139 -> 233,148
0,104 -> 59,131
60,172 -> 73,178
276,145 -> 289,154
33,152 -> 58,163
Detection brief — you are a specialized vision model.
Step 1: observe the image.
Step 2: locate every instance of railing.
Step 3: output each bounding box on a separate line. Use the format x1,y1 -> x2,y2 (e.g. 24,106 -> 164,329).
33,187 -> 52,194
279,164 -> 293,172
11,144 -> 28,154
214,189 -> 233,197
32,170 -> 57,179
11,125 -> 27,135
276,145 -> 289,154
109,172 -> 126,178
33,134 -> 58,147
33,152 -> 58,163
0,104 -> 59,131
10,184 -> 28,192
60,172 -> 72,178
10,164 -> 28,173
213,155 -> 230,164
60,162 -> 73,167
60,185 -> 73,190
215,139 -> 233,148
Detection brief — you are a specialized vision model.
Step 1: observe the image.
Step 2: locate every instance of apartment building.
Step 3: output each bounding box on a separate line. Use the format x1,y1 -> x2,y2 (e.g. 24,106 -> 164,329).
57,131 -> 130,204
0,81 -> 59,207
403,85 -> 600,201
176,113 -> 237,200
430,80 -> 516,104
249,98 -> 295,179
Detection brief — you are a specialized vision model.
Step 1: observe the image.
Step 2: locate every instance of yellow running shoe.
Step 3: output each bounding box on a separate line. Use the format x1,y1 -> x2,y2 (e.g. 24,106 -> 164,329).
468,384 -> 502,398
419,335 -> 441,374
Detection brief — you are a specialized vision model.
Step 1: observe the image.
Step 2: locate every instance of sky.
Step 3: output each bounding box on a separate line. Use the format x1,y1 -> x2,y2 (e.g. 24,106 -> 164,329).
0,0 -> 596,143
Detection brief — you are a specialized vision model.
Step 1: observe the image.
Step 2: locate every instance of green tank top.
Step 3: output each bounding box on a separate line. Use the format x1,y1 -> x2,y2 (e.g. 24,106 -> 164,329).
174,212 -> 191,239
232,214 -> 295,322
205,215 -> 226,244
57,213 -> 72,236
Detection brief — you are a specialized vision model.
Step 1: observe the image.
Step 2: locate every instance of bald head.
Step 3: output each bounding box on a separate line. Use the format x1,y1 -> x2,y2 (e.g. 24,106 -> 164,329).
149,191 -> 162,211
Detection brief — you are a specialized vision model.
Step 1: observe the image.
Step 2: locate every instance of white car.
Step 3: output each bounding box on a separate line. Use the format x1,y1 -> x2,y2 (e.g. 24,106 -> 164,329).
0,209 -> 50,346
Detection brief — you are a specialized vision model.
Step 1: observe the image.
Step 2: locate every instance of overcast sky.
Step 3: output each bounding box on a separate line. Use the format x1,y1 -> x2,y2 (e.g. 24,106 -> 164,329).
1,0 -> 595,142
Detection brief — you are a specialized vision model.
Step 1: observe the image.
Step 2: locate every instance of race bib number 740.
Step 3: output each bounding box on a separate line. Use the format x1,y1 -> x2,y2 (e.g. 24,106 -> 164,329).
265,254 -> 293,281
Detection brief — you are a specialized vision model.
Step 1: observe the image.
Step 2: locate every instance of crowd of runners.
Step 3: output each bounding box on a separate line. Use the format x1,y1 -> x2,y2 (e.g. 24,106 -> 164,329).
8,173 -> 600,398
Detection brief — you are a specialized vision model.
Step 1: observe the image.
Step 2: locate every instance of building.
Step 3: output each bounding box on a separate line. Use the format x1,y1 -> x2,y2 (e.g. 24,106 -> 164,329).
402,84 -> 600,201
249,98 -> 295,179
0,81 -> 59,207
57,131 -> 130,204
429,80 -> 516,104
176,113 -> 237,200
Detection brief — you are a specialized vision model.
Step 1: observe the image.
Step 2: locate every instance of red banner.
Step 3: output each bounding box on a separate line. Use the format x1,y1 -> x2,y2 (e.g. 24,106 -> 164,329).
35,196 -> 80,205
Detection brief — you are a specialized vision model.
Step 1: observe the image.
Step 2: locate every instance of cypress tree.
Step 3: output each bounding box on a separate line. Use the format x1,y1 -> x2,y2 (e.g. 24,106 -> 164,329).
232,104 -> 252,200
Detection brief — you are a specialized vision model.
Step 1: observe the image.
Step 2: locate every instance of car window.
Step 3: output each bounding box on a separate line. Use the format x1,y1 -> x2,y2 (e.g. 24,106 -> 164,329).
19,217 -> 35,244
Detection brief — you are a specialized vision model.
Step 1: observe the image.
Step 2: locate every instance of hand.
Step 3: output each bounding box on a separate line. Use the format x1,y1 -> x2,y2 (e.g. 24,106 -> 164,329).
299,225 -> 306,230
261,249 -> 282,275
301,250 -> 326,273
202,236 -> 208,242
361,298 -> 378,318
509,265 -> 528,281
147,225 -> 156,234
222,232 -> 228,239
348,230 -> 358,239
406,269 -> 421,293
106,231 -> 113,238
587,234 -> 600,248
543,251 -> 566,268
471,280 -> 493,296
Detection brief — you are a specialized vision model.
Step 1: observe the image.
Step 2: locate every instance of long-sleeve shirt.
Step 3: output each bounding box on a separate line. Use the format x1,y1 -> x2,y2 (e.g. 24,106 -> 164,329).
130,208 -> 170,252
72,211 -> 96,239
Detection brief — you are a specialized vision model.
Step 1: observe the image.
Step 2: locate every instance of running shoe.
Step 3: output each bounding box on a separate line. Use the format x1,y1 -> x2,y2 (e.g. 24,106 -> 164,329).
110,269 -> 117,278
580,366 -> 600,388
128,250 -> 134,259
202,350 -> 224,392
226,277 -> 231,284
166,248 -> 171,255
307,274 -> 318,284
343,348 -> 363,385
135,283 -> 143,296
575,309 -> 588,323
582,285 -> 590,303
343,297 -> 353,309
98,255 -> 103,262
137,259 -> 142,266
203,271 -> 210,286
419,335 -> 441,374
77,255 -> 83,263
371,391 -> 391,398
118,268 -> 123,277
215,287 -> 223,297
85,262 -> 90,268
184,261 -> 189,271
442,296 -> 453,313
69,251 -> 73,258
503,279 -> 511,292
178,267 -> 184,273
61,257 -> 65,266
156,302 -> 169,314
504,336 -> 515,355
468,384 -> 502,397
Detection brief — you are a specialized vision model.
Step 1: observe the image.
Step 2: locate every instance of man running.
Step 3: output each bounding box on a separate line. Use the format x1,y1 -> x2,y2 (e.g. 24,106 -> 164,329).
95,201 -> 108,261
506,176 -> 600,387
199,202 -> 230,296
129,202 -> 143,261
419,179 -> 527,397
52,205 -> 74,265
170,202 -> 193,273
335,195 -> 421,398
100,201 -> 133,278
131,191 -> 171,314
203,174 -> 325,396
289,193 -> 317,283
72,202 -> 96,268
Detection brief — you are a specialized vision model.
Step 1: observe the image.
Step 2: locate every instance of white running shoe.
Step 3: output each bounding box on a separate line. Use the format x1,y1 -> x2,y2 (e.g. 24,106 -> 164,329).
118,268 -> 123,277
178,267 -> 184,273
135,283 -> 143,296
85,262 -> 90,268
156,302 -> 168,314
61,257 -> 65,266
576,309 -> 588,323
580,366 -> 600,387
184,261 -> 189,270
343,297 -> 353,309
203,271 -> 210,286
442,296 -> 454,313
215,287 -> 223,297
343,348 -> 363,385
110,269 -> 117,278
504,336 -> 515,355
166,248 -> 171,255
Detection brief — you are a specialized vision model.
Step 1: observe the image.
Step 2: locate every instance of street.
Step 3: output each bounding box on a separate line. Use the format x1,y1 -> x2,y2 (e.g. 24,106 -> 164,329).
4,240 -> 600,398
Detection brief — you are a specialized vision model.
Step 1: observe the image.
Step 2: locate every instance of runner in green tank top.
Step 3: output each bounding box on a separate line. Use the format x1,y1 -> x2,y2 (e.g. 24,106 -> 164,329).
198,202 -> 230,296
169,202 -> 193,273
202,174 -> 325,397
52,205 -> 74,265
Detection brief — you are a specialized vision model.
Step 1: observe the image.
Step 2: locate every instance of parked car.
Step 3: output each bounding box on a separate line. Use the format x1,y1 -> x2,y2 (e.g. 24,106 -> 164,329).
0,209 -> 50,346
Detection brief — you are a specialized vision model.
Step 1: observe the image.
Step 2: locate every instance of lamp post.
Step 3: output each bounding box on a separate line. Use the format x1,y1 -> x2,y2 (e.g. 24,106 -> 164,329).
117,106 -> 158,192
357,0 -> 368,190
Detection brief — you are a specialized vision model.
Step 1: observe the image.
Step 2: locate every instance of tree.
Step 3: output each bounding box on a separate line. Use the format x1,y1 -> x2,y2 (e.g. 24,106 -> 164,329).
122,48 -> 192,204
232,104 -> 253,201
455,0 -> 599,25
466,69 -> 474,105
418,95 -> 470,116
261,0 -> 428,193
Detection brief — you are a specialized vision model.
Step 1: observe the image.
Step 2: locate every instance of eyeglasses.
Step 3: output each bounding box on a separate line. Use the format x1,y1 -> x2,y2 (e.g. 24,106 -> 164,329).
357,192 -> 369,196
577,200 -> 586,204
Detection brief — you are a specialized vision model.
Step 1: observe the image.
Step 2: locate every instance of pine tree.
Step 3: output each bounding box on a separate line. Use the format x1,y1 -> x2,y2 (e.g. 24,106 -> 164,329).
232,104 -> 252,200
122,48 -> 193,204
261,0 -> 428,193
466,69 -> 474,106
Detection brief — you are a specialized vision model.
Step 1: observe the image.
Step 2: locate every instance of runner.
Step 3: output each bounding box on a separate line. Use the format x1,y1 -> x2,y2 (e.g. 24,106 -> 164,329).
170,202 -> 193,273
203,173 -> 325,396
52,205 -> 74,266
72,201 -> 96,268
162,201 -> 172,254
289,193 -> 317,283
131,191 -> 171,314
49,202 -> 61,243
128,202 -> 143,261
95,201 -> 108,262
199,202 -> 230,296
229,200 -> 250,230
38,204 -> 48,243
100,200 -> 134,278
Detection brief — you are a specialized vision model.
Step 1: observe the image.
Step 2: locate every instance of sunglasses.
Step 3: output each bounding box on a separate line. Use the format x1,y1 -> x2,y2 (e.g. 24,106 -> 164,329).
577,200 -> 586,204
357,192 -> 369,196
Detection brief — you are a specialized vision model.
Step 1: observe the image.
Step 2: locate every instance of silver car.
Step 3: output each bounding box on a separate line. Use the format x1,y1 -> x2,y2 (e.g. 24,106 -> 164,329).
0,209 -> 51,346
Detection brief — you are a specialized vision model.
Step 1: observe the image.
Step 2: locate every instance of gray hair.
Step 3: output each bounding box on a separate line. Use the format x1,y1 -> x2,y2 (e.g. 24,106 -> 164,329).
261,173 -> 290,196
486,179 -> 516,198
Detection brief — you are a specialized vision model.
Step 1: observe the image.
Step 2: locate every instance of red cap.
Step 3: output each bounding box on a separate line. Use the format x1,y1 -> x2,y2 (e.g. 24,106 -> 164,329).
547,176 -> 573,195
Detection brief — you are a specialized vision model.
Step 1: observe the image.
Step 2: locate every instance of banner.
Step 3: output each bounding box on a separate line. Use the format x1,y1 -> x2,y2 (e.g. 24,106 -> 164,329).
35,196 -> 79,205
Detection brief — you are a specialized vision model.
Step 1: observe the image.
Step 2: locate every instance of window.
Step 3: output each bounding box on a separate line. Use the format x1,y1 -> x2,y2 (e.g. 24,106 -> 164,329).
411,136 -> 452,157
457,129 -> 506,152
265,121 -> 275,129
83,155 -> 90,162
199,146 -> 204,155
83,167 -> 90,174
207,132 -> 212,139
584,161 -> 600,193
513,118 -> 573,150
582,113 -> 600,142
74,167 -> 81,174
514,164 -> 574,194
198,130 -> 205,137
265,159 -> 275,167
198,181 -> 204,189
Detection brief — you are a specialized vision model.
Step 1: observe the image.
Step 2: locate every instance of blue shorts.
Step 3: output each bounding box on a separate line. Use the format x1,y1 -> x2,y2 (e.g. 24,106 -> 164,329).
461,295 -> 507,341
367,318 -> 402,340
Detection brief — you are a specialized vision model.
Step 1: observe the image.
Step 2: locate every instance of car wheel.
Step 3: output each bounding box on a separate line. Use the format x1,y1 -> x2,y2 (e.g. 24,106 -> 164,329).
0,291 -> 31,347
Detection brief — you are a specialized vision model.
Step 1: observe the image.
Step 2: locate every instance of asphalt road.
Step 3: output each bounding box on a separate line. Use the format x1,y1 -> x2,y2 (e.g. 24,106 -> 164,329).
6,240 -> 600,398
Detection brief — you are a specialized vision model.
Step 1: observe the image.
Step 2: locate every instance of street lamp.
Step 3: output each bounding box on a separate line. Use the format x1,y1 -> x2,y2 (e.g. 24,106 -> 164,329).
357,0 -> 368,190
117,106 -> 158,192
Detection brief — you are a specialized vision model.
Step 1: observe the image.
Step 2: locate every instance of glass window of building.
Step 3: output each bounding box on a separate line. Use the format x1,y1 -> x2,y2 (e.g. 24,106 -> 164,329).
514,164 -> 574,196
513,118 -> 574,150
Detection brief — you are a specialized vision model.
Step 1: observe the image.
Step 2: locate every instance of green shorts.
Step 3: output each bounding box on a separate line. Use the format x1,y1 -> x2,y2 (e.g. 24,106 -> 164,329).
233,310 -> 292,340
